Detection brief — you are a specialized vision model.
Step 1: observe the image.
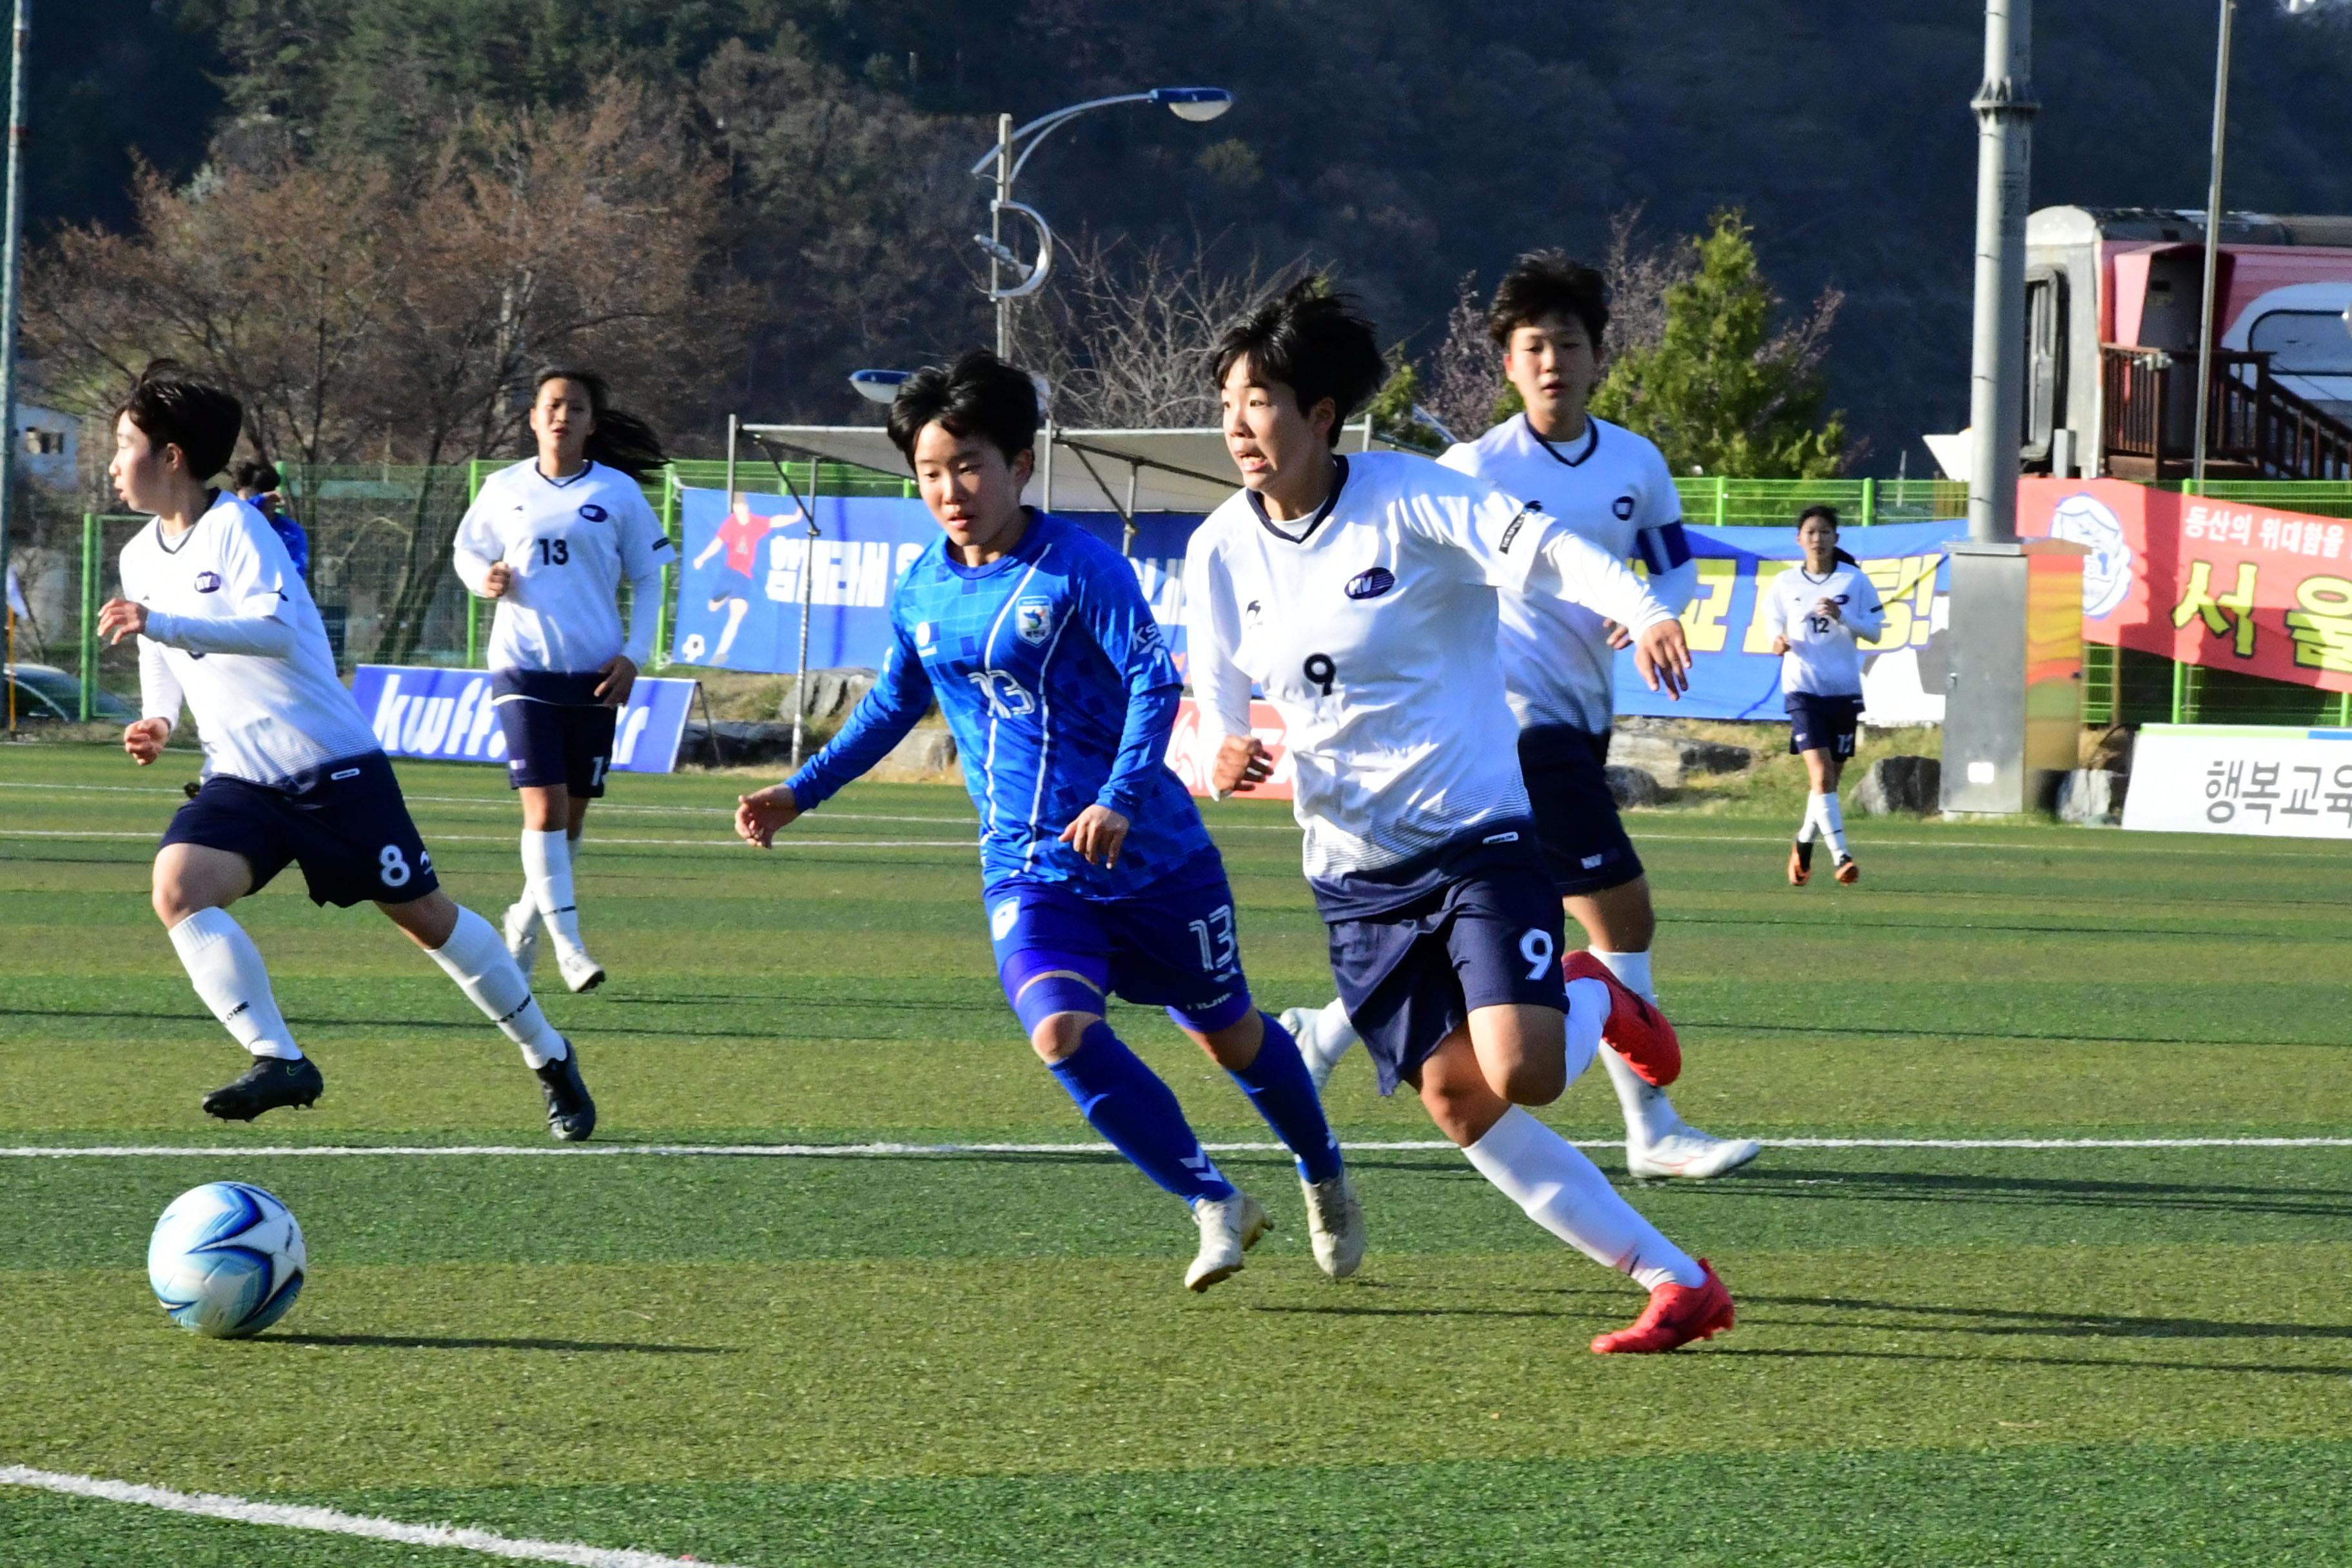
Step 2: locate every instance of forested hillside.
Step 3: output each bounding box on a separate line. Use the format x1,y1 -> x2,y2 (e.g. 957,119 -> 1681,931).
32,0 -> 2352,471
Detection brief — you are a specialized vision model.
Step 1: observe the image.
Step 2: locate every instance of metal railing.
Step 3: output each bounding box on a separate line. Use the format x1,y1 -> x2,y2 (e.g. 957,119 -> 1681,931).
2101,344 -> 2352,481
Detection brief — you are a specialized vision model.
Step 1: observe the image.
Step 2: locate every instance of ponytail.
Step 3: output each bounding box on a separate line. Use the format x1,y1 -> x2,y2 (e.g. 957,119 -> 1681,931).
534,366 -> 668,482
1834,547 -> 1859,567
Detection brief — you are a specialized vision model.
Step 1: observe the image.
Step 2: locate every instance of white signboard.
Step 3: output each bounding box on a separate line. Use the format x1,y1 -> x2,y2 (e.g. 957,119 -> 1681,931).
2122,724 -> 2352,839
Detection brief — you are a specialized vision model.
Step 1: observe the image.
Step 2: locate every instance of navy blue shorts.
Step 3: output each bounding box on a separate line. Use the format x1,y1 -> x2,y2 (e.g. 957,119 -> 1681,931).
1518,723 -> 1645,896
160,750 -> 438,908
1787,692 -> 1865,758
1327,857 -> 1569,1096
707,564 -> 757,605
493,671 -> 618,798
985,859 -> 1255,1035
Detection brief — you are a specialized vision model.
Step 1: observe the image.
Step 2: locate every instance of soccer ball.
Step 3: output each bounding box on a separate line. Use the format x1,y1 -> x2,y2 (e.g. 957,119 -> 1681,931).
681,632 -> 708,662
147,1181 -> 307,1338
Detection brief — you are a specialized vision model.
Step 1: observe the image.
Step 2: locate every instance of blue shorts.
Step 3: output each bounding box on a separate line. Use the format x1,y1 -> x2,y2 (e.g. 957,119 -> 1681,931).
1787,692 -> 1865,758
707,565 -> 756,605
985,859 -> 1255,1035
1326,852 -> 1569,1096
494,671 -> 618,798
160,750 -> 438,908
1518,723 -> 1645,896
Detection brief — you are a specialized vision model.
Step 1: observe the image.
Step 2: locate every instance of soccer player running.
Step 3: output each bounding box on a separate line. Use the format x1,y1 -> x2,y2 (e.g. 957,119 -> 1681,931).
99,366 -> 594,1138
453,368 -> 675,992
736,351 -> 1362,1292
1765,504 -> 1885,886
1281,254 -> 1759,1182
1188,282 -> 1733,1352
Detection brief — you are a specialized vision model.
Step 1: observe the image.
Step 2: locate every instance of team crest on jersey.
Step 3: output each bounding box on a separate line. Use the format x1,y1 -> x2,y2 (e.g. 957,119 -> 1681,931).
578,503 -> 609,522
1014,597 -> 1055,645
1612,495 -> 1636,520
193,571 -> 222,593
1344,567 -> 1396,601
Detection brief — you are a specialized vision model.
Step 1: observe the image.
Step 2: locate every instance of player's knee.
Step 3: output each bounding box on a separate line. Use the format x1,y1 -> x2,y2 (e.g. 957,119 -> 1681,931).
1028,1011 -> 1096,1064
151,879 -> 194,927
1499,1052 -> 1568,1107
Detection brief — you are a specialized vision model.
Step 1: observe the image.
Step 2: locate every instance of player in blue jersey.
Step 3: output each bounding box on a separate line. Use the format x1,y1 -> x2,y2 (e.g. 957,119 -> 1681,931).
735,351 -> 1363,1292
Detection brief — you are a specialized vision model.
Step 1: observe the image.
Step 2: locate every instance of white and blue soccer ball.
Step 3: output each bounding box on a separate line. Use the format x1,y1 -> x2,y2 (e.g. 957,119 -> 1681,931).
147,1181 -> 307,1338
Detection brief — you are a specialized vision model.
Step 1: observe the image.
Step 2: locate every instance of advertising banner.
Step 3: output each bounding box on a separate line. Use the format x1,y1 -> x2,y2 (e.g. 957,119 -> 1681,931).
1614,519 -> 1964,724
2122,723 -> 2352,839
669,489 -> 1198,673
2019,478 -> 2352,692
1166,697 -> 1293,801
350,665 -> 697,775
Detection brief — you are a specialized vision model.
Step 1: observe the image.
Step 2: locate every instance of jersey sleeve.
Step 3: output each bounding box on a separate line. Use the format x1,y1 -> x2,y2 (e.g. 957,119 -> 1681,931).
618,489 -> 674,665
141,514 -> 298,658
784,622 -> 934,811
136,634 -> 185,729
451,483 -> 505,596
1843,569 -> 1888,641
1630,446 -> 1698,618
1761,571 -> 1789,639
1072,546 -> 1185,818
1181,528 -> 1254,743
1407,478 -> 1555,597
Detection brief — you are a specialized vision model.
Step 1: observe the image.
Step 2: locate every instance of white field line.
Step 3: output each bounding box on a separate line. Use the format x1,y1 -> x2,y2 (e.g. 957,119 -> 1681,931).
0,1465 -> 743,1568
3,1137 -> 2348,1159
0,828 -> 972,850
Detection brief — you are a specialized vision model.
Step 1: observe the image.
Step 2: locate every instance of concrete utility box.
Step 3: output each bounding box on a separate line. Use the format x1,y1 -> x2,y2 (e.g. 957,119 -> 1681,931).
1940,538 -> 2088,816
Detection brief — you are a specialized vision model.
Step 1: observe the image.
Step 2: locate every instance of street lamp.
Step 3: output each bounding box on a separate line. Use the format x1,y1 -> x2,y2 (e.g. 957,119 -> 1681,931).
2192,0 -> 2324,488
849,368 -> 910,406
970,86 -> 1235,357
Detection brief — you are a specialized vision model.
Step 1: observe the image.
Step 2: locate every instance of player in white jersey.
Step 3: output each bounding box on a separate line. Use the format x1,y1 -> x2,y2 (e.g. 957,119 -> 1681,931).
97,367 -> 594,1137
1764,504 -> 1886,886
1188,281 -> 1734,1353
1280,253 -> 1760,1181
453,368 -> 674,992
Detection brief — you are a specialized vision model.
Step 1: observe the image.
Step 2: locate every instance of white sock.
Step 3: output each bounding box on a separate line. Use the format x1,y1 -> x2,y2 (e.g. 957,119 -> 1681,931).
426,905 -> 570,1068
1817,792 -> 1849,859
1796,794 -> 1821,845
1462,1106 -> 1704,1289
521,828 -> 586,955
1561,976 -> 1607,1086
1587,950 -> 1680,1144
167,909 -> 302,1060
1315,997 -> 1360,1058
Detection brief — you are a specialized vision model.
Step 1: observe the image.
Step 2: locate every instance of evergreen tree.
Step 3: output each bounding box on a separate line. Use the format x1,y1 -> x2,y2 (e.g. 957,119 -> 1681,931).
1591,210 -> 1847,478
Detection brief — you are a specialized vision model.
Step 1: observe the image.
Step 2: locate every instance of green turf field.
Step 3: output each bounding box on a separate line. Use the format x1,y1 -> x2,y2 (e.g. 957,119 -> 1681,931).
2,741 -> 2347,1566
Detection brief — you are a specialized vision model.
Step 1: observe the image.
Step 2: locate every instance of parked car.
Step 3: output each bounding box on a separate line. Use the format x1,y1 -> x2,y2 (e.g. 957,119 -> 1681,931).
4,663 -> 136,724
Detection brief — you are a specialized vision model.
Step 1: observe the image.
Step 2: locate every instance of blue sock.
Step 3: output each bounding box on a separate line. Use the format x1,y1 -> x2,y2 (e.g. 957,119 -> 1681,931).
1229,1012 -> 1345,1184
1049,1022 -> 1236,1205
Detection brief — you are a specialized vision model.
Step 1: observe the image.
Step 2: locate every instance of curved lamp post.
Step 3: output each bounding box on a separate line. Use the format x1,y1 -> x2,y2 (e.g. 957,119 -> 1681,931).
972,87 -> 1233,356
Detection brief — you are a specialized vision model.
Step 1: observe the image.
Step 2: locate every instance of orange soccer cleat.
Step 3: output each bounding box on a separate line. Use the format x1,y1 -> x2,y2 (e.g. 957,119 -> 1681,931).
1591,1259 -> 1736,1355
1560,951 -> 1681,1088
1833,854 -> 1859,885
1787,838 -> 1813,886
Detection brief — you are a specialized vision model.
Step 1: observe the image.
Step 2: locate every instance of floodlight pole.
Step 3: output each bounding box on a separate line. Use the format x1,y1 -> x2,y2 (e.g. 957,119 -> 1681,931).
992,113 -> 1013,357
2191,0 -> 2235,491
0,0 -> 28,721
1965,0 -> 2034,545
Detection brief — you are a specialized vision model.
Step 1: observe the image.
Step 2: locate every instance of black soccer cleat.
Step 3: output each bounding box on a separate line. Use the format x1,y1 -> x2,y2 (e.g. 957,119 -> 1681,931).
1788,837 -> 1815,887
534,1040 -> 596,1142
201,1055 -> 325,1122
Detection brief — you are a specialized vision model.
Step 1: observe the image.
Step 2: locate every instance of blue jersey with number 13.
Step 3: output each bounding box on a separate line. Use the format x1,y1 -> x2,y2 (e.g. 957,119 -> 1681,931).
787,511 -> 1215,892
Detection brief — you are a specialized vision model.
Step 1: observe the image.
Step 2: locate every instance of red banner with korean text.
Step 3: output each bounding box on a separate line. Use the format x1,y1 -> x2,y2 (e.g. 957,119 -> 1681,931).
1166,698 -> 1294,801
2018,478 -> 2352,692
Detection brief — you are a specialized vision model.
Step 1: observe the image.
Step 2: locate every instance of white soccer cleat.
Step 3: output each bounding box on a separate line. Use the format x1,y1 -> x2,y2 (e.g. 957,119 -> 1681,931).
1627,1126 -> 1764,1181
500,899 -> 540,982
554,945 -> 606,995
1282,1004 -> 1355,1095
1185,1190 -> 1270,1292
1300,1171 -> 1366,1279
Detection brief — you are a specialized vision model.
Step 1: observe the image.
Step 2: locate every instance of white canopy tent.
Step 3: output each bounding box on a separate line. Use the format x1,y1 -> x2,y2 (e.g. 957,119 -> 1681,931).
723,416 -> 1417,534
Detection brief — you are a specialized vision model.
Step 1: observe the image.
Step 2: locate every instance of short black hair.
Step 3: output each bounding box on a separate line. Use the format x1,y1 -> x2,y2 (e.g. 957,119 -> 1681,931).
1488,251 -> 1609,354
1211,277 -> 1386,447
230,458 -> 280,493
118,362 -> 242,480
887,350 -> 1040,466
1796,504 -> 1840,530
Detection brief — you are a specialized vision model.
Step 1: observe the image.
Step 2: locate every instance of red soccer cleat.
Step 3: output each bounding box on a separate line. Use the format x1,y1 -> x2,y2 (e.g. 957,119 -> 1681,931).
1833,854 -> 1859,885
1590,1259 -> 1735,1355
1561,951 -> 1681,1088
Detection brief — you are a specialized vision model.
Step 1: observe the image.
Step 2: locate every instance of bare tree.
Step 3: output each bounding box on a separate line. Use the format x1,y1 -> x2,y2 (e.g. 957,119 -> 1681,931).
1418,273 -> 1505,443
1014,231 -> 1308,427
1600,206 -> 1698,371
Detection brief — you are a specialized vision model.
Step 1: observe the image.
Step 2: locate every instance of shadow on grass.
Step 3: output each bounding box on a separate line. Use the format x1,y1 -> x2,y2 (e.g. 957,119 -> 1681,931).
270,1333 -> 734,1355
1716,1346 -> 2351,1378
1742,1293 -> 2352,1342
1716,1167 -> 2352,1221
